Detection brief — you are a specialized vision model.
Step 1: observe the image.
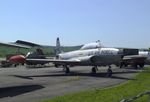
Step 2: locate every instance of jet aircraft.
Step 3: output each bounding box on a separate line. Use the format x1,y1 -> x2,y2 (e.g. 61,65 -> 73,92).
26,38 -> 150,76
26,38 -> 124,76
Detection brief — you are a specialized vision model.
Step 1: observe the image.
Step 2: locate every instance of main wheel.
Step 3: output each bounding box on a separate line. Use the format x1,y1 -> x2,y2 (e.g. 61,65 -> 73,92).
65,66 -> 70,73
107,68 -> 112,77
139,63 -> 144,68
92,67 -> 96,74
134,64 -> 138,69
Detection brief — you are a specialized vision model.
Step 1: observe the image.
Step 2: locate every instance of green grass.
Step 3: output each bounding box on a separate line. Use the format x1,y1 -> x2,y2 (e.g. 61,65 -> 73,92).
42,68 -> 150,102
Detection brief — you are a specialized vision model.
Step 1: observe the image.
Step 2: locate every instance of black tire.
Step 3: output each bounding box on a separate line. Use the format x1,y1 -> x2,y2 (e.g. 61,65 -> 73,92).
139,63 -> 144,68
65,67 -> 70,73
124,64 -> 128,67
92,67 -> 96,74
120,62 -> 123,68
55,64 -> 58,68
14,64 -> 17,67
134,64 -> 138,69
107,68 -> 112,77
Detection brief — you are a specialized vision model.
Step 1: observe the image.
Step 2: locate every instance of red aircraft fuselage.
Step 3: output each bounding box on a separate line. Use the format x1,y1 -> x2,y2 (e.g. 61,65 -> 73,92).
9,55 -> 26,64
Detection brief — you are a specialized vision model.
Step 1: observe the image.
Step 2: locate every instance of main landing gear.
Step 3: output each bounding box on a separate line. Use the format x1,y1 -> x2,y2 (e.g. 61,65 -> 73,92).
91,65 -> 112,77
63,65 -> 113,77
91,66 -> 98,74
107,65 -> 112,77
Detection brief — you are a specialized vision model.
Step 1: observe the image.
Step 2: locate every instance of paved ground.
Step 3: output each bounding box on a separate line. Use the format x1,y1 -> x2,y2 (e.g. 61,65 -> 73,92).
0,66 -> 142,102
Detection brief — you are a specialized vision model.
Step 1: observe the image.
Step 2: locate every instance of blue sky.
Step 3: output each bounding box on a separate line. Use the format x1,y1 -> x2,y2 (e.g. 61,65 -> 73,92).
0,0 -> 150,48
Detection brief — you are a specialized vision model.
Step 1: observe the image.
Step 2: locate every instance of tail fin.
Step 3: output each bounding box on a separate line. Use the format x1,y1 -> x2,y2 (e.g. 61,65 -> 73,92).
55,37 -> 62,56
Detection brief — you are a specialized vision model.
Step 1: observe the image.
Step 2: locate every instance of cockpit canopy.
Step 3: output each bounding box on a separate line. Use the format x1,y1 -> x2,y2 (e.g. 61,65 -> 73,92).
80,42 -> 102,50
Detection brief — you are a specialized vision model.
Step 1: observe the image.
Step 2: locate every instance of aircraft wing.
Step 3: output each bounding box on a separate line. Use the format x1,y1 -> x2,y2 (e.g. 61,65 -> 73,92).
0,42 -> 31,49
26,58 -> 81,65
26,55 -> 122,66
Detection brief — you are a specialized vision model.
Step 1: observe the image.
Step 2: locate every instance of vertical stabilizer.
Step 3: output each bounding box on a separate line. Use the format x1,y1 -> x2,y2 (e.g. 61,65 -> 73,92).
55,37 -> 62,56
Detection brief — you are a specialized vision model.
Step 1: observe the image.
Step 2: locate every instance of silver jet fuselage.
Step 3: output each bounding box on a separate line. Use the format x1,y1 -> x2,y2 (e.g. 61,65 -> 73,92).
57,48 -> 122,66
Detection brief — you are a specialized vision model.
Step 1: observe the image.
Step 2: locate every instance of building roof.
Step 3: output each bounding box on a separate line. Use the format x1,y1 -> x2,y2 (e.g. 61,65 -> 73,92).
15,40 -> 41,47
0,42 -> 31,49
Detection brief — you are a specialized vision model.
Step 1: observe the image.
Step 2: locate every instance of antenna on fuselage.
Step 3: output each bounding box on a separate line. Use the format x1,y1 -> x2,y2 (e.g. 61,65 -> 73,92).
96,40 -> 101,49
